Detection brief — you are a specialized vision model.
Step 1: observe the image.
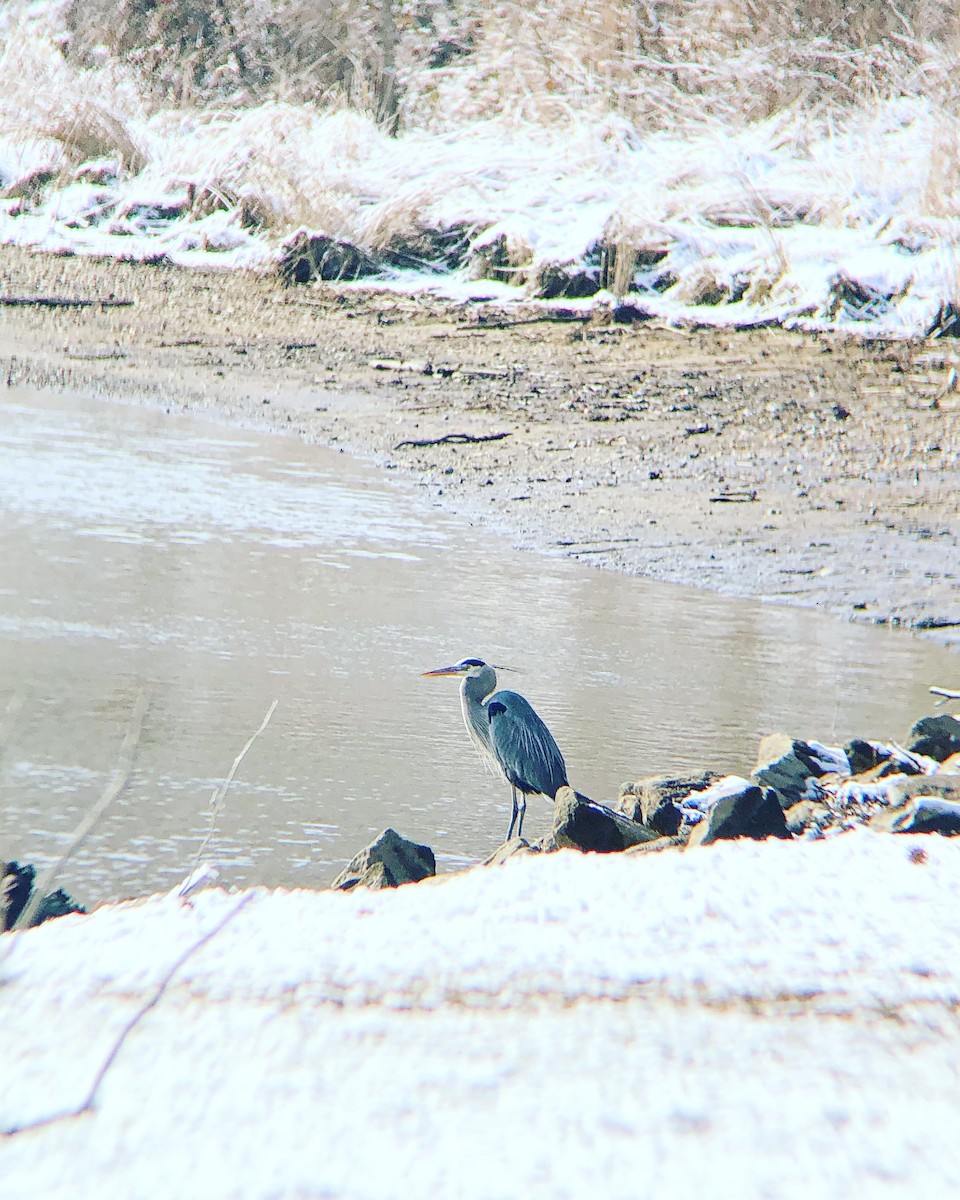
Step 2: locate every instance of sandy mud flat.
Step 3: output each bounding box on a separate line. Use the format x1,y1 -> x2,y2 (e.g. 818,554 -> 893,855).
2,245 -> 958,643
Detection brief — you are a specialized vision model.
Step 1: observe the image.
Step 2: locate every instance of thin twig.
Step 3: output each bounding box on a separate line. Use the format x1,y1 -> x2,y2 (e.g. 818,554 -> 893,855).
192,700 -> 279,870
9,691 -> 148,936
394,432 -> 510,449
930,686 -> 960,704
0,892 -> 254,1137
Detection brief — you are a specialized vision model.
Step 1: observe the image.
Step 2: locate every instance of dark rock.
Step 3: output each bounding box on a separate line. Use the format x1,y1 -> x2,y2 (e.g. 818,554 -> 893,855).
532,262 -> 601,300
279,230 -> 381,285
752,733 -> 849,809
870,795 -> 960,836
907,715 -> 960,763
1,861 -> 86,931
483,837 -> 541,866
331,828 -> 436,891
612,302 -> 653,324
381,222 -> 477,273
617,771 -> 721,837
688,780 -> 791,846
552,787 -> 660,854
0,862 -> 33,931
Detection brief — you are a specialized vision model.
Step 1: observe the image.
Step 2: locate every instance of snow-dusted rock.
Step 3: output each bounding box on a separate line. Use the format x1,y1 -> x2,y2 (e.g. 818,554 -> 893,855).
753,733 -> 850,809
617,771 -> 721,837
688,777 -> 791,846
870,795 -> 960,836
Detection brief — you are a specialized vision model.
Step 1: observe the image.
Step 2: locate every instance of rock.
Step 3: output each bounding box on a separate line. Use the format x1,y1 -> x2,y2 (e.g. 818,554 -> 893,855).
0,861 -> 33,931
279,230 -> 380,285
1,861 -> 86,931
784,799 -> 831,836
844,729 -> 936,777
752,734 -> 849,809
870,796 -> 960,836
884,775 -> 960,806
623,835 -> 684,857
483,837 -> 541,866
617,771 -> 721,837
381,222 -> 475,272
331,828 -> 436,891
552,787 -> 660,854
688,778 -> 791,846
532,261 -> 601,300
907,715 -> 960,763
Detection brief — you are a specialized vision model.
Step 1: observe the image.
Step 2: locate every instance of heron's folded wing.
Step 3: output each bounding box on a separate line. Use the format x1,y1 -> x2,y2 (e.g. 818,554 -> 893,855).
487,690 -> 568,797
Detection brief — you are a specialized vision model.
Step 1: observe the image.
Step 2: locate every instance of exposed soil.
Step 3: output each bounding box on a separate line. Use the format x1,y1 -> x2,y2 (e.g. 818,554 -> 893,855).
2,244 -> 959,645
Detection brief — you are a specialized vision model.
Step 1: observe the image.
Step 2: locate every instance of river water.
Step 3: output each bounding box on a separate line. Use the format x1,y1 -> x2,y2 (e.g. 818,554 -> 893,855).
1,385 -> 955,903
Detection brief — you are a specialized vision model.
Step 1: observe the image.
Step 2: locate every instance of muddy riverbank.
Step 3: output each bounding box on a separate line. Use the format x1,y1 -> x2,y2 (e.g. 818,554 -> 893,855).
2,244 -> 959,642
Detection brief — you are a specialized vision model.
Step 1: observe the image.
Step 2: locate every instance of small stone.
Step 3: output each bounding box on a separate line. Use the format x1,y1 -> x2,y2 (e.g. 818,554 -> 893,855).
552,787 -> 660,854
907,714 -> 960,763
617,771 -> 721,836
623,836 -> 684,857
688,780 -> 791,846
331,828 -> 436,890
483,837 -> 541,866
752,733 -> 849,809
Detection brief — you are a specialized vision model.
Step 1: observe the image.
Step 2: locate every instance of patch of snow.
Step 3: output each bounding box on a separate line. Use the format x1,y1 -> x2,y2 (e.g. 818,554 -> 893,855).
806,742 -> 851,776
4,834 -> 960,1196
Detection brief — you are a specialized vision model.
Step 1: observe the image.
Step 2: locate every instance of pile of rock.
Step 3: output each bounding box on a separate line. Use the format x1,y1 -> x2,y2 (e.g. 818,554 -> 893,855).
338,712 -> 960,890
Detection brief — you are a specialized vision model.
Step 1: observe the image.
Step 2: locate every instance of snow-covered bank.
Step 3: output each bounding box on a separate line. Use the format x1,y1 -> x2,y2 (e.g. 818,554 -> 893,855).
4,833 -> 960,1197
3,98 -> 958,338
3,0 -> 960,337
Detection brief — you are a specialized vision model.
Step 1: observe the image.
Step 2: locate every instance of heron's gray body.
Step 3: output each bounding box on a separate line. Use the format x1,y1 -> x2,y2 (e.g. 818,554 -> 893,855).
426,658 -> 568,840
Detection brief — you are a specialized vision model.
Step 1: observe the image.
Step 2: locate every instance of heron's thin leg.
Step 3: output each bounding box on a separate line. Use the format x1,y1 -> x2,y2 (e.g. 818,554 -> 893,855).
506,787 -> 519,841
516,792 -> 527,839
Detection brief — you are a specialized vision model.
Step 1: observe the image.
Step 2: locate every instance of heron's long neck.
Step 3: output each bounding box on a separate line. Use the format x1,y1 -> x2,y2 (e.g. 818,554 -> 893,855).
460,667 -> 497,757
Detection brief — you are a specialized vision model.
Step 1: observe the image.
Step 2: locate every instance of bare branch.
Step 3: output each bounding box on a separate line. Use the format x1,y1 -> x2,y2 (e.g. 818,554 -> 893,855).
0,892 -> 254,1137
192,700 -> 279,869
9,691 -> 149,936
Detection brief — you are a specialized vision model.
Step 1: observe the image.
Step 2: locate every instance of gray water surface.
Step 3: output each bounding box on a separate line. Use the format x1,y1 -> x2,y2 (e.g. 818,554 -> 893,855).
1,386 -> 956,903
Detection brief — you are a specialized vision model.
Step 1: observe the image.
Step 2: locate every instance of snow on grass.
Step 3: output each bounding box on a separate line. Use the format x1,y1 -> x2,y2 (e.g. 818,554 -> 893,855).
3,12 -> 960,339
4,832 -> 960,1197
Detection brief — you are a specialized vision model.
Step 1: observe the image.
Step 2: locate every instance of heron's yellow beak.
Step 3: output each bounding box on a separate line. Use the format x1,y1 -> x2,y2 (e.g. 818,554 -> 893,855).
420,665 -> 462,677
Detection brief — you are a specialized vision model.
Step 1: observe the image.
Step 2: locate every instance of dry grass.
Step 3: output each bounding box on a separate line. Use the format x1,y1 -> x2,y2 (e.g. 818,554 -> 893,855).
4,0 -> 956,132
4,0 -> 960,313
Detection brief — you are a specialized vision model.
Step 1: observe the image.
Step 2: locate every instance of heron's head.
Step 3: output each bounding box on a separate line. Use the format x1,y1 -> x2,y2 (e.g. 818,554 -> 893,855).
421,657 -> 489,680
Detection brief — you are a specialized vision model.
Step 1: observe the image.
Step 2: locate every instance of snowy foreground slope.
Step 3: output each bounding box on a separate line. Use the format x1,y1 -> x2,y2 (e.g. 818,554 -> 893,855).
4,833 -> 960,1198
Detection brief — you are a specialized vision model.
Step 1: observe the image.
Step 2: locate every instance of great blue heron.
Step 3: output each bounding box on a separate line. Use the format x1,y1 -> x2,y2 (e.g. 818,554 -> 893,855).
421,657 -> 568,841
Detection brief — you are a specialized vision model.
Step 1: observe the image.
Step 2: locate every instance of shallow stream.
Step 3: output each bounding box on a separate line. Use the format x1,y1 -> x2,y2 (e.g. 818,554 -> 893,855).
1,386 -> 955,902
